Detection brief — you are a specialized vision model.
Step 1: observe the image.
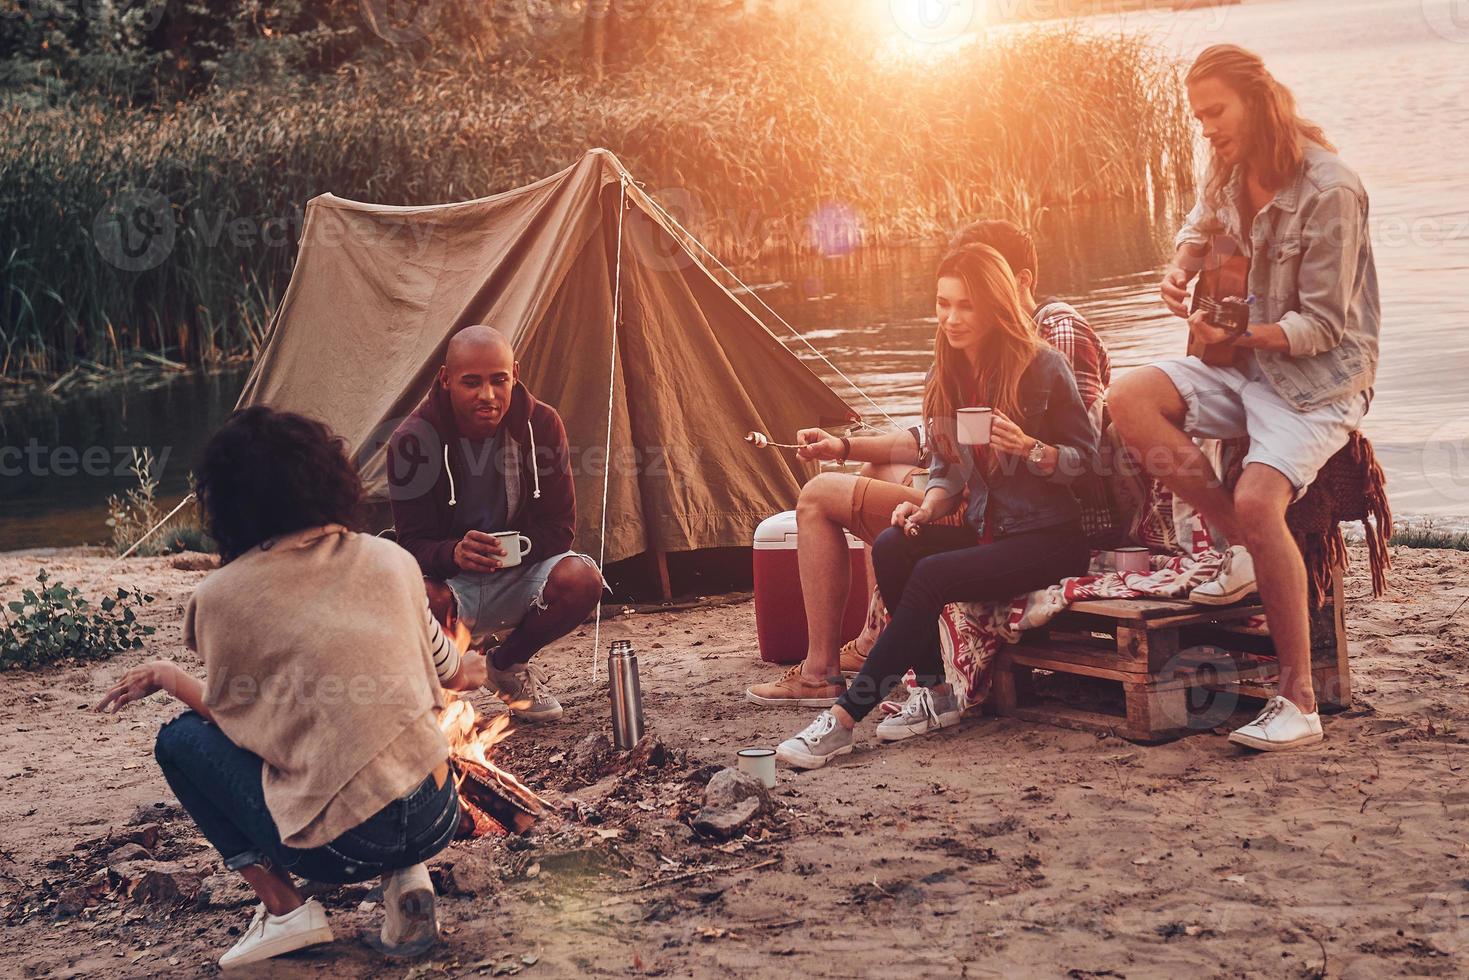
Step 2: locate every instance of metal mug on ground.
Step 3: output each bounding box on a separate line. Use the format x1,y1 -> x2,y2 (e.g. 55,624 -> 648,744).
737,748 -> 777,789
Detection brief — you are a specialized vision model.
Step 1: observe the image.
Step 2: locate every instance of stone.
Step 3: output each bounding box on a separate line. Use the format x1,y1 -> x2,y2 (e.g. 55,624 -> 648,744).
430,849 -> 499,898
626,735 -> 666,770
109,860 -> 203,905
693,768 -> 770,840
127,800 -> 180,826
567,734 -> 613,776
104,842 -> 151,867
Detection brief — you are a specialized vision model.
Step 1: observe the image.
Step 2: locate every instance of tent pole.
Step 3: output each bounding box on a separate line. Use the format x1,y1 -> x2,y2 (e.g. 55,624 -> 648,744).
650,549 -> 672,602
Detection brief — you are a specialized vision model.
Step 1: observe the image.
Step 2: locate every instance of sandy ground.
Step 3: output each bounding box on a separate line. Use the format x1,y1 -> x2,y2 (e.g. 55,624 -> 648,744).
1,544 -> 1467,979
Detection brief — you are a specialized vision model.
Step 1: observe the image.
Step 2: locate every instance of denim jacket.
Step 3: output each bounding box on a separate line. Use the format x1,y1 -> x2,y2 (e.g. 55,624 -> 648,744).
1175,144 -> 1380,412
928,347 -> 1099,538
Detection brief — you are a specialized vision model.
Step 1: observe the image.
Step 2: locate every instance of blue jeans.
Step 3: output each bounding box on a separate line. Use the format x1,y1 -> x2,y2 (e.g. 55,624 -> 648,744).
154,712 -> 459,885
836,522 -> 1090,722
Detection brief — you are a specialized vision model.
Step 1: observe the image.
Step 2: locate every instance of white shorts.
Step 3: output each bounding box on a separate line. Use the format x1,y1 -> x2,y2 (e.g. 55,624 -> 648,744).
1153,355 -> 1367,497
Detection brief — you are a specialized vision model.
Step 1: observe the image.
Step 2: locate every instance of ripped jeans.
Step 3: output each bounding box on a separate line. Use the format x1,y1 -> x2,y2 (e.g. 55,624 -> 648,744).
445,550 -> 599,651
154,712 -> 459,884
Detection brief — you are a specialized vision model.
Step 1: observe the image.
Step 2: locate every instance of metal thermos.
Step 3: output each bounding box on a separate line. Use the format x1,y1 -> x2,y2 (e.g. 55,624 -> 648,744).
608,640 -> 645,750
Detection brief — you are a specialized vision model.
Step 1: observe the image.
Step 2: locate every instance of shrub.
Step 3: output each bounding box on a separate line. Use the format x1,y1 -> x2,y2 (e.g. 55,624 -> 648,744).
1,569 -> 156,671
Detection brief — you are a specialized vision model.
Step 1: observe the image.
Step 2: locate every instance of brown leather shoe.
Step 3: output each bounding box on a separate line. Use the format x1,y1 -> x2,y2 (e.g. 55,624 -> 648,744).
838,640 -> 869,678
745,664 -> 845,707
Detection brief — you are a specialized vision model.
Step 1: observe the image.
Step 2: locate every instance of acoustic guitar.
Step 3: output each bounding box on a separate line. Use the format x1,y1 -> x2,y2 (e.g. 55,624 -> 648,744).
1187,234 -> 1252,369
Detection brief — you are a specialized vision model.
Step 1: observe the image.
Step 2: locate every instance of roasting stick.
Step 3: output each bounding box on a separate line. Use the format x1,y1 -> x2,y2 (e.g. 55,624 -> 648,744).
744,431 -> 808,451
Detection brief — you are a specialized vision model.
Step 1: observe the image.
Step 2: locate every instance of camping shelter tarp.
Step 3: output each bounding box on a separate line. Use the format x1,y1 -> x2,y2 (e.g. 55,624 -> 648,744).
236,149 -> 858,565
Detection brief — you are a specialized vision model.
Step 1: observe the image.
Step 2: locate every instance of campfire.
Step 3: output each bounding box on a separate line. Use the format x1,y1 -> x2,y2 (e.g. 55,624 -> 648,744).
438,622 -> 549,838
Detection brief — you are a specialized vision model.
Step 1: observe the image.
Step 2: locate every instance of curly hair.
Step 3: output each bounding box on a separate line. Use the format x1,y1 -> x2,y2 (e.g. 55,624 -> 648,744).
195,406 -> 363,563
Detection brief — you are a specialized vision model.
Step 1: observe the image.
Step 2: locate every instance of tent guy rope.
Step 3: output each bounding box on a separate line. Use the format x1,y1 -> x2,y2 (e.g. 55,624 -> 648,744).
633,184 -> 900,430
591,174 -> 630,683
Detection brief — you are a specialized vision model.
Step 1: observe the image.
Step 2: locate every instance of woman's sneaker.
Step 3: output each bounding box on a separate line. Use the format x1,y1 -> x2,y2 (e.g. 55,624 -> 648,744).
489,662 -> 563,722
876,687 -> 961,743
775,710 -> 854,769
219,900 -> 333,969
1227,696 -> 1323,751
364,863 -> 440,959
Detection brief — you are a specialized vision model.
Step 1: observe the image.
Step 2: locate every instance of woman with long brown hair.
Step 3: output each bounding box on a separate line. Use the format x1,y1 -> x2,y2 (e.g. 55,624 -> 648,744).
1111,44 -> 1379,752
776,244 -> 1098,768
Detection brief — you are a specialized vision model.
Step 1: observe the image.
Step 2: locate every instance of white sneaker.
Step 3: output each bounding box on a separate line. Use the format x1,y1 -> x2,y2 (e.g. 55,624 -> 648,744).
876,687 -> 961,743
1228,696 -> 1323,751
489,662 -> 563,722
775,710 -> 854,770
219,899 -> 333,969
364,863 -> 440,959
1190,545 -> 1257,605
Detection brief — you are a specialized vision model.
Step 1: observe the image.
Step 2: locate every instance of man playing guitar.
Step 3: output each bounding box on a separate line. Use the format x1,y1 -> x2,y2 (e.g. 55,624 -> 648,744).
1110,45 -> 1381,751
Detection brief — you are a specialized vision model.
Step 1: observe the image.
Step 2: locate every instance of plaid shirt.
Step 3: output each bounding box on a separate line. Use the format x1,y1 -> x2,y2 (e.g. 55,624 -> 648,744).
1034,300 -> 1110,424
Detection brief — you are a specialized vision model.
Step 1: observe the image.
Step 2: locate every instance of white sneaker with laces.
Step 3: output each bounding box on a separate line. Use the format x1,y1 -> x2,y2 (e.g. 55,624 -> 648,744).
1228,696 -> 1323,751
876,687 -> 961,743
775,710 -> 854,770
1190,545 -> 1257,605
219,899 -> 333,969
489,662 -> 563,722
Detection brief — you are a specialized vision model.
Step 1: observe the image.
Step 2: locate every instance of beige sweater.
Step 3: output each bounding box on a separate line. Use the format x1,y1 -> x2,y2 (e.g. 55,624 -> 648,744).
184,525 -> 452,848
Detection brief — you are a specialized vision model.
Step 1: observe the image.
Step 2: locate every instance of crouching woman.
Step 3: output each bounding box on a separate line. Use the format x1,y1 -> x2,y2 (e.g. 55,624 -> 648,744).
776,244 -> 1098,768
95,407 -> 487,969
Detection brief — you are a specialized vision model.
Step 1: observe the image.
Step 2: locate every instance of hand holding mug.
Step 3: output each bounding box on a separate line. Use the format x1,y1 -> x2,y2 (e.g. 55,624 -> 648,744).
988,412 -> 1034,457
454,530 -> 507,573
796,428 -> 845,461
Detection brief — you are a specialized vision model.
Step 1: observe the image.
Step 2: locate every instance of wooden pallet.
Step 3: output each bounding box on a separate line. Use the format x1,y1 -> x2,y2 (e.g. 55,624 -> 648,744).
986,563 -> 1349,743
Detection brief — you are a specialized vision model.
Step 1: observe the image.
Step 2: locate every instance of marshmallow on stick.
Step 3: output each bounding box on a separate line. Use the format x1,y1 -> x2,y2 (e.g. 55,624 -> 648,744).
744,431 -> 805,451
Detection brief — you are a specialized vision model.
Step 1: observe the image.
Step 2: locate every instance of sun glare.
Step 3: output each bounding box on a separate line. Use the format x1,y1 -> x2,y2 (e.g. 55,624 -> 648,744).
882,0 -> 986,49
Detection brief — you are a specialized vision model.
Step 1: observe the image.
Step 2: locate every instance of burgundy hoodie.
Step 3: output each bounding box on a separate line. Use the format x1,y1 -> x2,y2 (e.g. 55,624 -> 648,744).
387,380 -> 576,581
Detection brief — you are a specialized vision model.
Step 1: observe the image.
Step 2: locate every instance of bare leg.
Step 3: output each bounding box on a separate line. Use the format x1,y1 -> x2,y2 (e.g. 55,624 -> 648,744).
237,862 -> 304,917
491,557 -> 603,670
1111,369 -> 1316,713
1233,465 -> 1316,712
1109,367 -> 1242,542
849,462 -> 920,654
795,473 -> 861,680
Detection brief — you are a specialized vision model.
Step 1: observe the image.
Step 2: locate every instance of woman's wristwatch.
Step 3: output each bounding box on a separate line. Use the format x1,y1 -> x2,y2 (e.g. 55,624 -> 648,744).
1027,439 -> 1046,466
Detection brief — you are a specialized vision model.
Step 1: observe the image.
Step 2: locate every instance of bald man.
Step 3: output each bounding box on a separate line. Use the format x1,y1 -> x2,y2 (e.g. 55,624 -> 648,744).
388,325 -> 603,722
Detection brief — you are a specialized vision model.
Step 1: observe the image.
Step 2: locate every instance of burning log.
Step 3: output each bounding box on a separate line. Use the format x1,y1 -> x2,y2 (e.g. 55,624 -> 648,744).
438,694 -> 548,839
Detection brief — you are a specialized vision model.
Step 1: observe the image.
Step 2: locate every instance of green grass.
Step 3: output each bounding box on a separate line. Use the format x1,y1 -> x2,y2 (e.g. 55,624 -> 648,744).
1389,522 -> 1469,551
1,16 -> 1194,383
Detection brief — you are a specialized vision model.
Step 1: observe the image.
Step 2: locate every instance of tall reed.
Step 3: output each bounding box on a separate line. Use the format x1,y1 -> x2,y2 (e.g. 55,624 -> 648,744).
0,17 -> 1193,382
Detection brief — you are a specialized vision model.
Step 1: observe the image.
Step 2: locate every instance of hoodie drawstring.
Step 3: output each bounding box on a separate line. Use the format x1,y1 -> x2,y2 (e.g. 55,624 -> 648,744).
527,419 -> 542,500
443,444 -> 457,507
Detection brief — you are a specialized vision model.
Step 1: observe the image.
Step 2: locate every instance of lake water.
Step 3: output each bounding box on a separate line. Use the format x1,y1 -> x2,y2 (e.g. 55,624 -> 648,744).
3,0 -> 1466,551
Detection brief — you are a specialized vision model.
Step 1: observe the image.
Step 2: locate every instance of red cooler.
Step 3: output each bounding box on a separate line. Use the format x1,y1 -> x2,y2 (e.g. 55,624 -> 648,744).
753,511 -> 870,665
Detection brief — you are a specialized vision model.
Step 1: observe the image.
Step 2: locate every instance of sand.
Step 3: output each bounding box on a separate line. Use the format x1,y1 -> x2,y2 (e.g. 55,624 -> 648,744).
1,544 -> 1466,978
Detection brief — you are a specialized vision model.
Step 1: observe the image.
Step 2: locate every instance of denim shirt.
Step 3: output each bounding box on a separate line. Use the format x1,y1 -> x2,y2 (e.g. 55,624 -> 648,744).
1175,144 -> 1380,412
928,346 -> 1099,538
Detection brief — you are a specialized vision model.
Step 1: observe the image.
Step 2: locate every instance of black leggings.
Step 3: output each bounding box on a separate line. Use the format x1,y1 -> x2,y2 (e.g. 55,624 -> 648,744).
835,522 -> 1090,722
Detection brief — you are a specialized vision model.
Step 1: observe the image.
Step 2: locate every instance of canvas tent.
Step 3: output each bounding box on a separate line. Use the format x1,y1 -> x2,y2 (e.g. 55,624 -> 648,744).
237,148 -> 858,568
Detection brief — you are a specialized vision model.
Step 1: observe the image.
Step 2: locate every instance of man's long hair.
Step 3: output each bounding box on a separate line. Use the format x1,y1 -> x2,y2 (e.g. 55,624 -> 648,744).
923,244 -> 1041,464
1187,44 -> 1335,199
